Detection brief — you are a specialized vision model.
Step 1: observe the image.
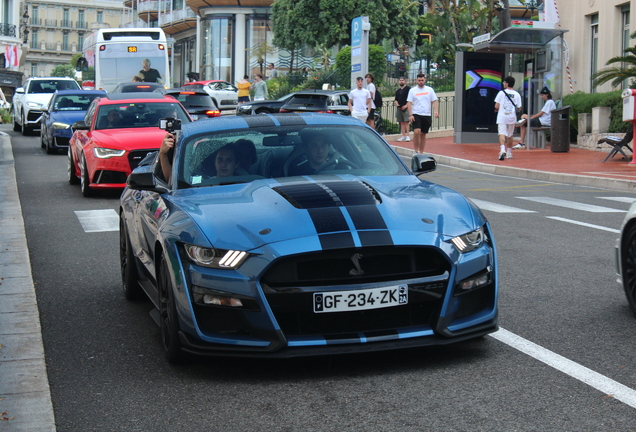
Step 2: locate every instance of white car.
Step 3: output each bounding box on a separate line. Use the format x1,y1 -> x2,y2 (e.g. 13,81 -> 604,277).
12,77 -> 81,136
181,80 -> 238,110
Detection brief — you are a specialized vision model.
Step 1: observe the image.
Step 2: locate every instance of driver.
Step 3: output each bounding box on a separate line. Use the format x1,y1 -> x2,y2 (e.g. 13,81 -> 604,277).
288,134 -> 332,176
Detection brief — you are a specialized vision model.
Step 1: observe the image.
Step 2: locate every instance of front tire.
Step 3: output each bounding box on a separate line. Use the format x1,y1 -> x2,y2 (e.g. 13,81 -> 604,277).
80,153 -> 93,197
120,216 -> 143,300
68,146 -> 80,185
623,224 -> 636,314
158,254 -> 185,363
13,111 -> 21,132
21,114 -> 31,136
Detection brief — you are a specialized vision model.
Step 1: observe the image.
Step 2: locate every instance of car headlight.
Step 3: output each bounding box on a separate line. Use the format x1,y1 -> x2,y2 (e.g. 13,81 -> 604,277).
450,227 -> 484,253
184,244 -> 248,269
26,101 -> 45,109
52,122 -> 71,129
93,147 -> 126,159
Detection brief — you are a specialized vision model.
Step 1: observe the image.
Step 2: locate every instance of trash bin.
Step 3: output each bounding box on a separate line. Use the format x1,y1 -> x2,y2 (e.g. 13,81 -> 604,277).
550,105 -> 571,152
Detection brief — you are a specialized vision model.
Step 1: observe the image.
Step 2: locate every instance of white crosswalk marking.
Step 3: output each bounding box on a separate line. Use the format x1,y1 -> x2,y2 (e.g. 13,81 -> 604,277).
545,216 -> 621,233
469,198 -> 536,213
597,197 -> 636,204
516,197 -> 626,213
75,209 -> 119,233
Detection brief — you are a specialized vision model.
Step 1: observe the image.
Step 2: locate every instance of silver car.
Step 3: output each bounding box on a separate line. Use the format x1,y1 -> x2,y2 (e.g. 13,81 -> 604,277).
181,80 -> 238,110
616,201 -> 636,314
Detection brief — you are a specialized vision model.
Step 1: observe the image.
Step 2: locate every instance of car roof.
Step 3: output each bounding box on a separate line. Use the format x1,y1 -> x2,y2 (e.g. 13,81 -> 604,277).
161,88 -> 210,96
28,76 -> 78,81
184,80 -> 228,86
53,90 -> 107,96
290,89 -> 348,96
99,93 -> 175,104
180,112 -> 365,137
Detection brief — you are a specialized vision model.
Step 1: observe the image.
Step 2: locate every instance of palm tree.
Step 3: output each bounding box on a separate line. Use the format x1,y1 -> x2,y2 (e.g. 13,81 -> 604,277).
593,31 -> 636,88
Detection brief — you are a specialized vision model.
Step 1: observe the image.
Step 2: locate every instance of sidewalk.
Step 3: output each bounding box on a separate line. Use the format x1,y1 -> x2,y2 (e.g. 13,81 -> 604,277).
0,128 -> 635,431
386,132 -> 636,192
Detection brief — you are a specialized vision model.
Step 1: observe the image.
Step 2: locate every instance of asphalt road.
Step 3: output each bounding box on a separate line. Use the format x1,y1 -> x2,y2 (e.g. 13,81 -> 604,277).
10,129 -> 636,431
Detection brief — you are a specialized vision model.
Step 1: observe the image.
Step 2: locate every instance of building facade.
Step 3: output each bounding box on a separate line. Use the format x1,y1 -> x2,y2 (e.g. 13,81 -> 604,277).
21,0 -> 128,80
0,0 -> 27,100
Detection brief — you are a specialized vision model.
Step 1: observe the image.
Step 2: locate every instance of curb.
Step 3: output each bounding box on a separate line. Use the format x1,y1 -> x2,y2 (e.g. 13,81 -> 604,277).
0,131 -> 57,431
391,145 -> 636,193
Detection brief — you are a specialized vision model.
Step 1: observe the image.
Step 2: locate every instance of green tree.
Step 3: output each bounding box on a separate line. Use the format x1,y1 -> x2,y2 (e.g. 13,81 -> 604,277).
272,0 -> 419,54
50,64 -> 78,79
335,45 -> 387,84
248,41 -> 277,76
593,31 -> 636,89
417,0 -> 493,67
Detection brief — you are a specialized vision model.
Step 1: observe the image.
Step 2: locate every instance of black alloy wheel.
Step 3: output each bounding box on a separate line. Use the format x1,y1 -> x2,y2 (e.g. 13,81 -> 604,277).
120,216 -> 143,301
67,146 -> 80,185
158,254 -> 185,363
80,153 -> 93,197
12,109 -> 21,132
623,224 -> 636,315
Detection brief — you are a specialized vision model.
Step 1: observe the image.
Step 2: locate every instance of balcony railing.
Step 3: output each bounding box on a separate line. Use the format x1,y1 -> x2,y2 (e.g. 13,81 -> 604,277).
76,21 -> 88,29
123,20 -> 148,28
44,19 -> 57,27
61,19 -> 72,28
138,1 -> 161,13
30,18 -> 42,26
0,23 -> 17,37
159,7 -> 197,25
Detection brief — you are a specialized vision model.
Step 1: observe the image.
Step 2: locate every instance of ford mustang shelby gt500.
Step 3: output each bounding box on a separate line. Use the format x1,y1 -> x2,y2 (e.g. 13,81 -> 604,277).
119,113 -> 498,362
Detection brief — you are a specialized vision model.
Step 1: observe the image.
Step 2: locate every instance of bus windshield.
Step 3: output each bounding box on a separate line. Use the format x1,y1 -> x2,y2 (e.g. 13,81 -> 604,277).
98,43 -> 167,91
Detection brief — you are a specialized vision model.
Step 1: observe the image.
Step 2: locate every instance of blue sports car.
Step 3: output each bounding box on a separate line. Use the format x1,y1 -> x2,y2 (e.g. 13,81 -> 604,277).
119,113 -> 498,362
40,89 -> 106,154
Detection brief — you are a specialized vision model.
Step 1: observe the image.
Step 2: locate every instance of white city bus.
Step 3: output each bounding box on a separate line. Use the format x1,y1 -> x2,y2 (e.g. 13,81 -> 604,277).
79,28 -> 170,93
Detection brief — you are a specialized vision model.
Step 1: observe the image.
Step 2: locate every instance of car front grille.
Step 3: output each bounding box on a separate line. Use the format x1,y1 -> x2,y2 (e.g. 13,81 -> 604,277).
94,170 -> 127,184
27,111 -> 42,122
54,137 -> 70,147
128,149 -> 156,171
220,99 -> 237,105
455,285 -> 495,319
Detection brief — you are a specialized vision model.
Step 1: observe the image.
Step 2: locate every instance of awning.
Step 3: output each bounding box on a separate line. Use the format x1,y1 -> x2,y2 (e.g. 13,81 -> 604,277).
473,27 -> 568,54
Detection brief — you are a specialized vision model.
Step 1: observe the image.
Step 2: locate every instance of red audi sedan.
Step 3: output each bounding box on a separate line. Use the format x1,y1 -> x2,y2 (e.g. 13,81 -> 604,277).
68,93 -> 191,196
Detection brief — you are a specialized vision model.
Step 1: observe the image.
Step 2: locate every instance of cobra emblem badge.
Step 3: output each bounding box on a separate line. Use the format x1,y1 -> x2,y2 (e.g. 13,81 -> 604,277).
349,253 -> 364,276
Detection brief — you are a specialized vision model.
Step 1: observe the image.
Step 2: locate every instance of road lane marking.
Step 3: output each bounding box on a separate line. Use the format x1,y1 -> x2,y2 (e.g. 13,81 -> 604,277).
597,197 -> 636,204
491,328 -> 636,409
545,216 -> 621,233
517,197 -> 626,213
469,198 -> 536,213
74,209 -> 119,232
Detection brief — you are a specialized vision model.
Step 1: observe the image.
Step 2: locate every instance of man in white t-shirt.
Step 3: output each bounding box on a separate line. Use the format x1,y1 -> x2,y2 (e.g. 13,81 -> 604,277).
348,77 -> 372,123
365,73 -> 377,129
514,87 -> 557,149
407,74 -> 438,154
494,76 -> 522,160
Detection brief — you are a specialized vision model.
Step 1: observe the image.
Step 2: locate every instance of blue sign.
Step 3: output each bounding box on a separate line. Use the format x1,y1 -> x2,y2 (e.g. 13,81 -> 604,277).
352,17 -> 363,47
351,47 -> 361,57
351,63 -> 361,73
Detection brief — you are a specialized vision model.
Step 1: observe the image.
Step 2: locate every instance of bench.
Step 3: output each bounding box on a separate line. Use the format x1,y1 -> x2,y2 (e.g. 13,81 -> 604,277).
597,127 -> 633,162
531,126 -> 550,149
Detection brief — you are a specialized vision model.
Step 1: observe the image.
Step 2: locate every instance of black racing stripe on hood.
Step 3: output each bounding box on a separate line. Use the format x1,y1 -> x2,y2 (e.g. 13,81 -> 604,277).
274,113 -> 307,126
346,205 -> 387,230
273,181 -> 380,209
308,208 -> 349,234
358,230 -> 393,247
319,232 -> 355,250
243,115 -> 276,128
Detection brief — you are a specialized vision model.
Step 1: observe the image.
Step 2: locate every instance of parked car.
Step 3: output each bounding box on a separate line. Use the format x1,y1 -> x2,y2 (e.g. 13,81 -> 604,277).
13,77 -> 81,136
236,93 -> 296,115
279,90 -> 350,115
616,202 -> 636,314
181,80 -> 238,110
119,112 -> 499,363
68,93 -> 191,197
111,82 -> 165,93
156,88 -> 220,120
40,90 -> 106,154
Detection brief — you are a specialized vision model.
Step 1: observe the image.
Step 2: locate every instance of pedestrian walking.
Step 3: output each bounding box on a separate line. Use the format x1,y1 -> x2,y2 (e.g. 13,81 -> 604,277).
252,74 -> 268,101
365,73 -> 377,129
348,77 -> 372,123
494,76 -> 522,160
237,75 -> 252,106
407,73 -> 438,154
268,63 -> 279,79
394,76 -> 411,142
514,87 -> 556,149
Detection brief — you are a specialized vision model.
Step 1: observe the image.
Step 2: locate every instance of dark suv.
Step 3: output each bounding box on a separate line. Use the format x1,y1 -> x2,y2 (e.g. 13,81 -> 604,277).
279,90 -> 350,115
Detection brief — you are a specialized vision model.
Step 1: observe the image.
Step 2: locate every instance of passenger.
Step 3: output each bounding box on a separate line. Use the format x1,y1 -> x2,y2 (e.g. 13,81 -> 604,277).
214,144 -> 241,178
234,139 -> 257,168
106,109 -> 122,128
288,134 -> 331,176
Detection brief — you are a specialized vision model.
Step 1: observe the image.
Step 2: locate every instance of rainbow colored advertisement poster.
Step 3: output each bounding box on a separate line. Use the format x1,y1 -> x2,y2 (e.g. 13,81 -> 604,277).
465,69 -> 502,91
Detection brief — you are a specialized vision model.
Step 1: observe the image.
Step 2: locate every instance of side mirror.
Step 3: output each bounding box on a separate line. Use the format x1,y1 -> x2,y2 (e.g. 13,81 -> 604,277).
411,155 -> 437,174
16,87 -> 24,94
41,106 -> 48,112
127,171 -> 168,194
72,120 -> 90,130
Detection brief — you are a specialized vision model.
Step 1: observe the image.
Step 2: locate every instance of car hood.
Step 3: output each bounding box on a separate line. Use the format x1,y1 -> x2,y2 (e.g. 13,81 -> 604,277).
24,93 -> 54,107
90,128 -> 168,150
167,176 -> 484,252
50,111 -> 86,125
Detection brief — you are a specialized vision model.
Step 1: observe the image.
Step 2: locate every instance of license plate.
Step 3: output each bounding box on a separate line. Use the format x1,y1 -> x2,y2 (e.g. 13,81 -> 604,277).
313,285 -> 408,313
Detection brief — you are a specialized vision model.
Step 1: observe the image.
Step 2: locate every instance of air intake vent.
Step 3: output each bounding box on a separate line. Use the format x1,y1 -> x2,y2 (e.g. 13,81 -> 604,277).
273,181 -> 380,209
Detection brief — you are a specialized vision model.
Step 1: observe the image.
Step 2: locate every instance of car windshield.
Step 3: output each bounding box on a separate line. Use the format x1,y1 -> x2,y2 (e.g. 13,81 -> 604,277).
53,94 -> 101,111
96,102 -> 189,130
30,80 -> 80,93
170,93 -> 213,108
176,124 -> 408,188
